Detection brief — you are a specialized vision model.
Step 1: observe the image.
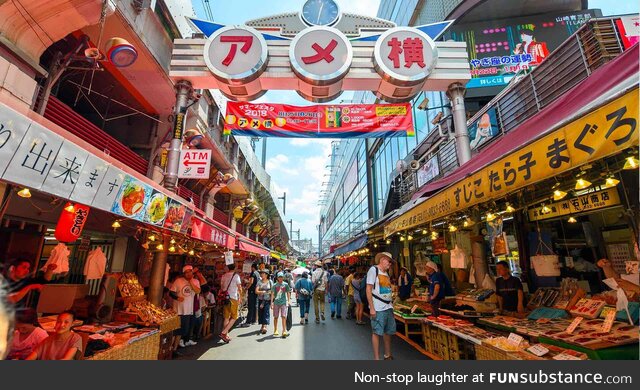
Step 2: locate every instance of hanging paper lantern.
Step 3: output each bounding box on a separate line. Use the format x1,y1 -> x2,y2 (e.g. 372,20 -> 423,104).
55,203 -> 90,243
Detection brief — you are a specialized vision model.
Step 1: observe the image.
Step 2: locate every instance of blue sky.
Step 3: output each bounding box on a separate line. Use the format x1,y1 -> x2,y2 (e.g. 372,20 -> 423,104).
189,0 -> 639,246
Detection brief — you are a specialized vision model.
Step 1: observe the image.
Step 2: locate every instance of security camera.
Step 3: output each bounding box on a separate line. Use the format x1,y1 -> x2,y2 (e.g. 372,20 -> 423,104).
417,97 -> 429,110
431,111 -> 443,125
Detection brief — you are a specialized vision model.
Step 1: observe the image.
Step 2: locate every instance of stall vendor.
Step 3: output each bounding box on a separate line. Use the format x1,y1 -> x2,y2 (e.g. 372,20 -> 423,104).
425,261 -> 453,316
4,258 -> 56,309
495,261 -> 525,314
397,267 -> 414,300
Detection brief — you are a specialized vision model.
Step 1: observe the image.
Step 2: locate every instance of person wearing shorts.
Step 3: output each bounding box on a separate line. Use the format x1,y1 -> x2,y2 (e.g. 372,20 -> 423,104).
271,272 -> 291,338
219,264 -> 242,343
366,252 -> 397,360
351,273 -> 365,325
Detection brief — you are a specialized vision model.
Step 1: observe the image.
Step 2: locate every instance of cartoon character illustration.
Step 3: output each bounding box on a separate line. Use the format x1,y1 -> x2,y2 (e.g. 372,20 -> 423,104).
470,113 -> 496,149
514,28 -> 549,66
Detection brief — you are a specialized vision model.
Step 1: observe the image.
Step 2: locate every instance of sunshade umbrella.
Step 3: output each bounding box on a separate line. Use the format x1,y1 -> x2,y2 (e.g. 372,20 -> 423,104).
291,267 -> 310,275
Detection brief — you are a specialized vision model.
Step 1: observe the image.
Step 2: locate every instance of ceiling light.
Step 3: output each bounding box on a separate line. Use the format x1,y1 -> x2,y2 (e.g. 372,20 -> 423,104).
568,216 -> 577,223
505,203 -> 515,213
112,220 -> 121,229
422,229 -> 427,235
188,249 -> 195,256
64,203 -> 75,213
449,225 -> 457,232
168,245 -> 176,253
605,176 -> 620,187
623,156 -> 639,170
407,235 -> 413,241
400,236 -> 405,241
374,243 -> 378,248
17,188 -> 31,198
486,212 -> 496,222
541,205 -> 552,214
575,178 -> 591,190
385,239 -> 391,244
148,234 -> 156,241
170,238 -> 176,244
431,231 -> 438,239
156,243 -> 164,250
553,190 -> 567,201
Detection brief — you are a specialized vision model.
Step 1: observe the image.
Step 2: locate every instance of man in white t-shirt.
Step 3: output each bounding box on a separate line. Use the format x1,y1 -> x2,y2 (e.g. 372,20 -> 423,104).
219,264 -> 242,343
170,265 -> 202,347
311,260 -> 328,324
366,252 -> 396,360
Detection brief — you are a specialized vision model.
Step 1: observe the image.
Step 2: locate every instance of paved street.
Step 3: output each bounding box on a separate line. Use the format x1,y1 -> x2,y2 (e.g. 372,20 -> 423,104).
176,300 -> 426,360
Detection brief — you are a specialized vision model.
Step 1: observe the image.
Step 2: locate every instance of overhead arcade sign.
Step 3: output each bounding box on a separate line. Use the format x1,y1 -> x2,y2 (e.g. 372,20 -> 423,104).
170,0 -> 469,103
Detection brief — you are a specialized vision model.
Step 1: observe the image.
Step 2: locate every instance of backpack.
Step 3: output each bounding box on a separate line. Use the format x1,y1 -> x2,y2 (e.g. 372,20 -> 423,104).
369,266 -> 392,305
297,279 -> 311,297
313,270 -> 325,289
216,273 -> 236,306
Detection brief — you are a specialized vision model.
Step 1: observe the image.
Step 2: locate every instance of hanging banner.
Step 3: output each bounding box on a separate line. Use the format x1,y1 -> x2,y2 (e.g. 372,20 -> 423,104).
224,102 -> 414,138
385,89 -> 639,237
54,203 -> 90,243
190,217 -> 234,249
528,188 -> 621,222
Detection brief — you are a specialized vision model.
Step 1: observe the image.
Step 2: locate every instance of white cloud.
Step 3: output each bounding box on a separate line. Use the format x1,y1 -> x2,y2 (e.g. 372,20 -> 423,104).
266,154 -> 299,175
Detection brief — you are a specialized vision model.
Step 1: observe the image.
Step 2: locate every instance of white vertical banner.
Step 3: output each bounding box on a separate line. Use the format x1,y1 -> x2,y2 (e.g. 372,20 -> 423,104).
41,140 -> 90,199
70,154 -> 110,205
0,105 -> 31,177
91,165 -> 126,211
2,122 -> 63,190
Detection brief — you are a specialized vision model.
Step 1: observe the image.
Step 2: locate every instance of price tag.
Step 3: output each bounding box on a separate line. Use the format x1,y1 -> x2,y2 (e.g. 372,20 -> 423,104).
553,353 -> 581,360
600,310 -> 616,333
527,344 -> 549,357
565,316 -> 583,334
507,332 -> 524,347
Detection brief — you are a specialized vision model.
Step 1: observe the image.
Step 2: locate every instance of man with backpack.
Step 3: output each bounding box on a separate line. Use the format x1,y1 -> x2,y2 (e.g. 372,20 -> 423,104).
311,260 -> 328,324
366,252 -> 396,360
294,272 -> 314,324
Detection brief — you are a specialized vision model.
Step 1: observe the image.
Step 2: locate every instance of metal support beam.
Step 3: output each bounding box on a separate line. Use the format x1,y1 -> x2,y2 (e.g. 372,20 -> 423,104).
164,80 -> 193,192
148,236 -> 168,307
447,82 -> 471,165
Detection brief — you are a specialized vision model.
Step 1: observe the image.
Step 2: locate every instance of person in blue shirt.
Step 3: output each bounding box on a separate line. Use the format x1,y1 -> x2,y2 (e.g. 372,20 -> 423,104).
294,272 -> 314,324
425,261 -> 454,317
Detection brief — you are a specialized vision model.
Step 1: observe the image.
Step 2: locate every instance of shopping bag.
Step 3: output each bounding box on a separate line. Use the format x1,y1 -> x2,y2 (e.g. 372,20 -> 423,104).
286,306 -> 293,330
531,255 -> 561,276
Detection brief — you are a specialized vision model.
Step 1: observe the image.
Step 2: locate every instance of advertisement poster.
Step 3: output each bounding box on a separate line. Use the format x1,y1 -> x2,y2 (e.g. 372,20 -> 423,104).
417,155 -> 440,187
111,176 -> 153,221
163,199 -> 187,232
447,10 -> 599,88
143,190 -> 169,226
224,102 -> 414,138
468,107 -> 500,150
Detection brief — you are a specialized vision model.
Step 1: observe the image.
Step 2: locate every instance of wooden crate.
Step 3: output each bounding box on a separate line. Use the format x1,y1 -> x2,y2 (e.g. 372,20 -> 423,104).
474,342 -> 510,360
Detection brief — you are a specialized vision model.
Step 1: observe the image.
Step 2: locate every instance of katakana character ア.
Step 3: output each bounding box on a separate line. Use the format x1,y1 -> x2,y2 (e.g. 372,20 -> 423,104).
54,157 -> 82,185
489,170 -> 501,192
574,123 -> 597,155
85,169 -> 99,188
503,161 -> 516,186
0,123 -> 10,149
518,151 -> 536,180
454,187 -> 462,207
21,141 -> 53,175
605,107 -> 637,146
302,39 -> 338,64
107,179 -> 120,196
470,59 -> 481,67
402,38 -> 426,68
220,35 -> 253,67
473,178 -> 485,199
546,138 -> 570,169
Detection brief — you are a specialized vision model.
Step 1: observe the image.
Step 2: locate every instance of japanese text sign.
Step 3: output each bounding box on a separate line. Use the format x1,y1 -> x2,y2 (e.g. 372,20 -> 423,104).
178,149 -> 211,179
384,89 -> 638,237
290,26 -> 352,85
374,27 -> 438,86
204,25 -> 268,83
54,203 -> 90,243
191,217 -> 233,249
528,188 -> 620,222
225,102 -> 413,138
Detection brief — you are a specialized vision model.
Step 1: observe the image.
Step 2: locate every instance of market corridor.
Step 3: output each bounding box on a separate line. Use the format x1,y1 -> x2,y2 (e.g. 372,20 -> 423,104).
176,303 -> 426,360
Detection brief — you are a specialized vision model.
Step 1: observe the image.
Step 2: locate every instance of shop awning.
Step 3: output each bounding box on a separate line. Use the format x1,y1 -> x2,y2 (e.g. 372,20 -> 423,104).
238,236 -> 270,256
385,44 -> 639,237
334,234 -> 368,256
412,44 -> 639,202
0,96 -> 196,236
190,216 -> 236,250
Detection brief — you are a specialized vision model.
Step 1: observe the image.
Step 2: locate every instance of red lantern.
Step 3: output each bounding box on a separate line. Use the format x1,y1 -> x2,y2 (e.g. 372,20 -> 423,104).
55,203 -> 90,243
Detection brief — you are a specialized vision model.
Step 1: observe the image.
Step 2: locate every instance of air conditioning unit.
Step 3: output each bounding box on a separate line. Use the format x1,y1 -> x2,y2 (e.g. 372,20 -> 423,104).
409,160 -> 420,171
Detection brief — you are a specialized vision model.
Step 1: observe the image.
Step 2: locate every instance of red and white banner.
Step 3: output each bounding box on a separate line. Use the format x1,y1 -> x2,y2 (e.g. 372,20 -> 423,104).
224,102 -> 414,138
190,217 -> 235,249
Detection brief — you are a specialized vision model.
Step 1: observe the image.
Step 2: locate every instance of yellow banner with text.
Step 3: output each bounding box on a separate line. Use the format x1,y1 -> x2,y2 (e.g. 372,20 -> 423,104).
384,88 -> 638,237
